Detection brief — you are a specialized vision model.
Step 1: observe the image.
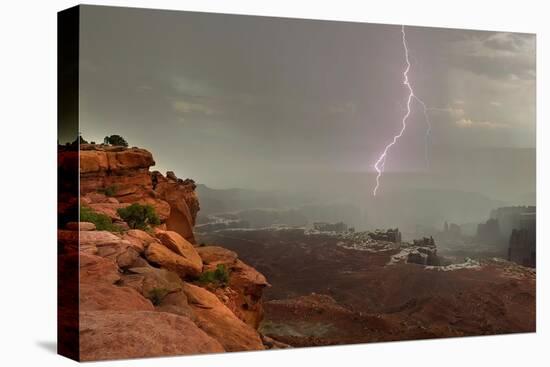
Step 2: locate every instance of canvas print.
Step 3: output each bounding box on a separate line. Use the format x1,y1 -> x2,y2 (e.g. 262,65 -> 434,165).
58,5 -> 536,361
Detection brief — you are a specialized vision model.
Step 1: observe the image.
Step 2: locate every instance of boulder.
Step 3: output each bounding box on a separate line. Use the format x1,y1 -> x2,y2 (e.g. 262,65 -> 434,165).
114,247 -> 140,268
126,229 -> 157,244
230,259 -> 269,291
80,231 -> 139,268
155,290 -> 195,319
128,256 -> 151,268
156,231 -> 202,269
145,242 -> 202,278
119,266 -> 184,297
81,231 -> 140,268
122,229 -> 157,253
182,282 -> 264,352
197,246 -> 238,271
79,311 -> 225,361
226,259 -> 269,328
195,247 -> 269,328
79,253 -> 120,284
80,282 -> 154,312
79,230 -> 121,246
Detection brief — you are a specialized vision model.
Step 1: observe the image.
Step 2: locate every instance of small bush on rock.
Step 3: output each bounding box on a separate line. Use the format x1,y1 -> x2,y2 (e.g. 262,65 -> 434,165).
117,203 -> 160,230
80,206 -> 121,232
198,264 -> 230,287
98,185 -> 117,197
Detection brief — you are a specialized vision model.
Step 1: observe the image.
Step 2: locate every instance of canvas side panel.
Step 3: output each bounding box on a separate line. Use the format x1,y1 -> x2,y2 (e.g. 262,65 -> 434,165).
57,5 -> 80,362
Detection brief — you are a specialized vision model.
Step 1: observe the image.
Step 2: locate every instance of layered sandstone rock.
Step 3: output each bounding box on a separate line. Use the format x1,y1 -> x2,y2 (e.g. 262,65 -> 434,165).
79,145 -> 155,197
80,230 -> 140,268
80,282 -> 154,312
197,246 -> 269,328
197,246 -> 238,271
73,145 -> 200,241
121,229 -> 157,253
79,252 -> 153,312
60,144 -> 270,360
155,290 -> 196,320
120,267 -> 184,297
182,282 -> 265,352
152,171 -> 200,243
156,230 -> 203,267
227,259 -> 270,328
80,311 -> 225,361
79,253 -> 121,284
145,242 -> 202,278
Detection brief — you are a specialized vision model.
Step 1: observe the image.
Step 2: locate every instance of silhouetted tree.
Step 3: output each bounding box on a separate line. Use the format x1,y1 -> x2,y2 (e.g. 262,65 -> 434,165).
103,134 -> 128,147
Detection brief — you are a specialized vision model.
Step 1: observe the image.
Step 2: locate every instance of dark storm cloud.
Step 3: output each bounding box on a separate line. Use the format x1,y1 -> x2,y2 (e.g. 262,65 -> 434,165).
79,6 -> 535,193
448,32 -> 535,80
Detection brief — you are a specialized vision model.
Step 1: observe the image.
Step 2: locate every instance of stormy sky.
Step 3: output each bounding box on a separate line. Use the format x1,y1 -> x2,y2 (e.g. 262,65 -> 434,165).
79,5 -> 535,199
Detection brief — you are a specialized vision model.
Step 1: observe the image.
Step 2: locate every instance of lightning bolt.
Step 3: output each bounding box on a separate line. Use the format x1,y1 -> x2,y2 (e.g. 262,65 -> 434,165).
372,25 -> 431,196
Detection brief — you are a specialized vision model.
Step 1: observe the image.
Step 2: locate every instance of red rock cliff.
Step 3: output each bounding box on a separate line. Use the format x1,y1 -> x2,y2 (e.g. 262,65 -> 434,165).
78,144 -> 199,243
57,143 -> 275,360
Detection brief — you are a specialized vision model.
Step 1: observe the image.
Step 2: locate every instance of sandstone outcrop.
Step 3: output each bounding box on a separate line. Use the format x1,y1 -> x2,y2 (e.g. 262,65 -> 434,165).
74,145 -> 200,242
197,246 -> 269,328
80,282 -> 154,312
152,171 -> 200,243
79,145 -> 155,198
58,144 -> 270,360
80,230 -> 140,268
120,266 -> 184,297
182,282 -> 265,352
80,311 -> 225,361
155,290 -> 196,320
79,253 -> 153,312
197,246 -> 238,271
79,253 -> 120,284
145,242 -> 202,278
156,230 -> 202,267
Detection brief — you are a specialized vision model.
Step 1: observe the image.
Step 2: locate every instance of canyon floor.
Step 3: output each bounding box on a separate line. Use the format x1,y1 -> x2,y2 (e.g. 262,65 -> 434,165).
198,228 -> 536,347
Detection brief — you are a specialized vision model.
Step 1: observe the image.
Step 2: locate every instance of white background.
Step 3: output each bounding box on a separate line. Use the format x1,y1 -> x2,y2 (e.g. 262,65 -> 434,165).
0,0 -> 547,365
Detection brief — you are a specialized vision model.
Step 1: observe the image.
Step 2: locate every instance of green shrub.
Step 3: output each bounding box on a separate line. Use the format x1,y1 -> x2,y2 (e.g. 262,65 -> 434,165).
98,185 -> 117,197
147,287 -> 169,306
103,134 -> 129,147
198,264 -> 230,287
117,203 -> 160,230
80,206 -> 121,232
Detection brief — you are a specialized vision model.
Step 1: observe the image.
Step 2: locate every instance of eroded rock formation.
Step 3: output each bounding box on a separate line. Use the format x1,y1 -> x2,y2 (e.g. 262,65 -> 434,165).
57,144 -> 271,360
77,144 -> 199,243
